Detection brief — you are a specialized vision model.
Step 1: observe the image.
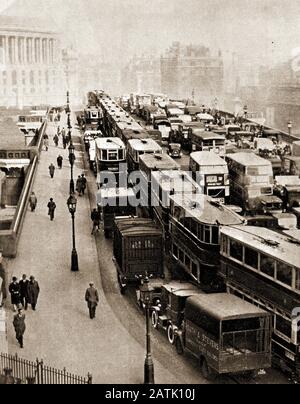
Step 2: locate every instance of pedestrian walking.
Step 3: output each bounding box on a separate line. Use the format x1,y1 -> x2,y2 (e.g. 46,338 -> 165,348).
57,126 -> 61,136
57,155 -> 63,169
85,282 -> 99,319
19,274 -> 29,310
9,277 -> 21,312
61,127 -> 66,137
91,208 -> 101,235
47,198 -> 56,221
13,308 -> 26,348
62,135 -> 67,150
53,134 -> 59,147
27,276 -> 40,311
44,138 -> 49,151
49,163 -> 55,179
76,176 -> 83,196
81,174 -> 87,195
29,192 -> 37,212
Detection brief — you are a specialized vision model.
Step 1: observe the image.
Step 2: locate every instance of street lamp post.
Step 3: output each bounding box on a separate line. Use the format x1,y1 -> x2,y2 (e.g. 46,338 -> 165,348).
140,276 -> 155,385
68,142 -> 76,195
67,194 -> 79,272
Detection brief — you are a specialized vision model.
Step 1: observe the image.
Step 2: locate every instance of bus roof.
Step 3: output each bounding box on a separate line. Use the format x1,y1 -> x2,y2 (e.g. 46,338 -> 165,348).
115,218 -> 162,237
95,137 -> 125,149
98,187 -> 136,200
226,152 -> 272,167
151,171 -> 200,193
139,153 -> 180,171
128,138 -> 162,152
190,151 -> 228,166
170,194 -> 244,226
186,293 -> 268,321
220,225 -> 300,268
193,131 -> 225,140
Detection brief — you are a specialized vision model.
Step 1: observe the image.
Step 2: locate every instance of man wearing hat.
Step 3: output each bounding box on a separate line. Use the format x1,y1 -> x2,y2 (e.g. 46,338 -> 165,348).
85,282 -> 99,319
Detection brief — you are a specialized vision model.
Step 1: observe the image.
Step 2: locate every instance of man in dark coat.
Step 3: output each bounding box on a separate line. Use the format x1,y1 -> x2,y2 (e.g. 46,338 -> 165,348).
27,276 -> 40,311
13,308 -> 26,348
81,174 -> 87,195
19,274 -> 29,310
85,282 -> 99,319
47,198 -> 56,221
9,277 -> 21,312
53,134 -> 59,147
49,164 -> 55,179
76,176 -> 83,196
57,155 -> 63,169
29,192 -> 37,212
91,208 -> 101,235
62,135 -> 67,150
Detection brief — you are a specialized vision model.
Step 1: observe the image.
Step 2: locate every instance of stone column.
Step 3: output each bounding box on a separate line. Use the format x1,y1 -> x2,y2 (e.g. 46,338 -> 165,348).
3,36 -> 8,65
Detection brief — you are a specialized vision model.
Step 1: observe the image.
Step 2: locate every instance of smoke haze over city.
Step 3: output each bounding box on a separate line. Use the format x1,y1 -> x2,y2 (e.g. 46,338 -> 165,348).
2,0 -> 300,67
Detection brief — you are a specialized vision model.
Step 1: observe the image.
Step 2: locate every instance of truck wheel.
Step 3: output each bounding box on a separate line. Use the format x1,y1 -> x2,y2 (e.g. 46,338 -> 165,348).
151,310 -> 158,329
167,324 -> 176,345
175,337 -> 184,355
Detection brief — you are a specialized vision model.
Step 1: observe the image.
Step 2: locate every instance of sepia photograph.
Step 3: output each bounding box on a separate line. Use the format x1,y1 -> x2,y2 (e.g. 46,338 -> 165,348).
0,0 -> 299,389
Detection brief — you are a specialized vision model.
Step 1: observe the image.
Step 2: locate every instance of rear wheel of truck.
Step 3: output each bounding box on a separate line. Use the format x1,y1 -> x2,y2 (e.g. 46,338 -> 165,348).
151,310 -> 158,329
201,358 -> 214,380
167,324 -> 176,345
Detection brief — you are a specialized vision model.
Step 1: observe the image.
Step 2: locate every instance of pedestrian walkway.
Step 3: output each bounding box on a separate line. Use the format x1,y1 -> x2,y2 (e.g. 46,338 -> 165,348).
4,112 -> 181,384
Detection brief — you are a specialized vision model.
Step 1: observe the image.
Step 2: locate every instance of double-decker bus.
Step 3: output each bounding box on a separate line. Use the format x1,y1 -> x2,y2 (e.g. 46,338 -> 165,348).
169,194 -> 244,290
151,170 -> 201,236
139,153 -> 180,214
95,138 -> 126,188
219,225 -> 300,381
127,138 -> 163,172
226,153 -> 274,213
190,131 -> 226,156
189,151 -> 230,204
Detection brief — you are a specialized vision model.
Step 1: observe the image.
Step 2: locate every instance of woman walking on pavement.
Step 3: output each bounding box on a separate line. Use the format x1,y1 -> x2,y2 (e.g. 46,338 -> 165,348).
57,155 -> 63,169
13,308 -> 26,348
29,192 -> 37,212
49,163 -> 55,179
9,277 -> 21,312
27,276 -> 40,311
53,134 -> 59,147
47,198 -> 56,221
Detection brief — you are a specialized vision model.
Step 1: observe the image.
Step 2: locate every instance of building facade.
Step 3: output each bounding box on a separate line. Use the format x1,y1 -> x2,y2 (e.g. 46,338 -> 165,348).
0,15 -> 66,108
160,42 -> 224,104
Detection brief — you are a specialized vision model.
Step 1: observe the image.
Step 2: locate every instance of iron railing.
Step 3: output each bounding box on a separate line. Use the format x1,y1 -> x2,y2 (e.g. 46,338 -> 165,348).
0,353 -> 92,384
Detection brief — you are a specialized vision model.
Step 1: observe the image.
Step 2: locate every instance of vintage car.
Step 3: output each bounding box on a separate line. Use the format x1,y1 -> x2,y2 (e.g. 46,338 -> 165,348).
167,143 -> 182,158
151,282 -> 203,345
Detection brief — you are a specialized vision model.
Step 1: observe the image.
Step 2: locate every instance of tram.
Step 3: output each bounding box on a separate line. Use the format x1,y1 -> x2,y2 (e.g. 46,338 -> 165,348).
95,138 -> 127,187
168,194 -> 244,289
219,225 -> 300,381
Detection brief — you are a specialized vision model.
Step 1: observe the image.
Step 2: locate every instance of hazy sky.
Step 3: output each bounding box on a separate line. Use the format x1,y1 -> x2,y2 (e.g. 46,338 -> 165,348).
2,0 -> 300,66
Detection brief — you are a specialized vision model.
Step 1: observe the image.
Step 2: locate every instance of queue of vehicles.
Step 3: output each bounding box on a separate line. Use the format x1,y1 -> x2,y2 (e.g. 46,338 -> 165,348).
80,90 -> 300,382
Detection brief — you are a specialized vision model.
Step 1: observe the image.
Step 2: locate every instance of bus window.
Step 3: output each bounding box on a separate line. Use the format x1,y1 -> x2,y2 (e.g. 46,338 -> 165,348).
212,226 -> 219,244
102,150 -> 108,160
118,150 -> 124,160
221,235 -> 228,254
185,255 -> 191,269
276,262 -> 293,287
296,269 -> 300,291
229,239 -> 243,262
275,315 -> 291,340
179,249 -> 184,263
260,254 -> 275,278
245,247 -> 259,269
204,226 -> 211,243
191,262 -> 198,279
191,219 -> 198,237
173,244 -> 178,258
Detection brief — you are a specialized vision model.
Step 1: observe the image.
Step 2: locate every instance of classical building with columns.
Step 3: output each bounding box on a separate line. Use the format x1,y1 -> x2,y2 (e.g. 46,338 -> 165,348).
0,15 -> 66,108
